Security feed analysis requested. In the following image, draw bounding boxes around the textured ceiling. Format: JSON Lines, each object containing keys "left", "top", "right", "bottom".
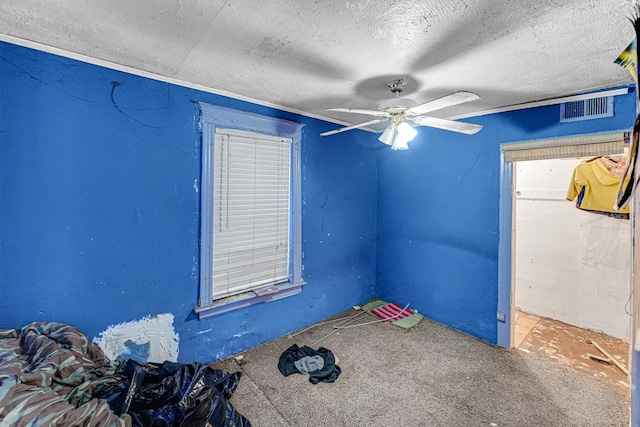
{"left": 0, "top": 0, "right": 637, "bottom": 128}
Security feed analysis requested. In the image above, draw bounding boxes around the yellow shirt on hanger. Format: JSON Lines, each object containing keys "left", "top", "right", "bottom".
{"left": 566, "top": 158, "right": 630, "bottom": 214}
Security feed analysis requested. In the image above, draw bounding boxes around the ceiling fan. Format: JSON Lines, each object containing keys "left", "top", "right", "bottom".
{"left": 320, "top": 79, "right": 483, "bottom": 150}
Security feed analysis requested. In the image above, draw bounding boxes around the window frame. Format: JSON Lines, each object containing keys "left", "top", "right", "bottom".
{"left": 195, "top": 103, "right": 305, "bottom": 319}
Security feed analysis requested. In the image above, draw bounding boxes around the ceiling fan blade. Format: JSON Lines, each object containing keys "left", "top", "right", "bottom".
{"left": 407, "top": 91, "right": 481, "bottom": 116}
{"left": 413, "top": 116, "right": 483, "bottom": 135}
{"left": 327, "top": 108, "right": 390, "bottom": 117}
{"left": 320, "top": 118, "right": 388, "bottom": 137}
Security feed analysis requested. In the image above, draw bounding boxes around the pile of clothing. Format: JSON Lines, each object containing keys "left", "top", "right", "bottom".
{"left": 277, "top": 344, "right": 341, "bottom": 384}
{"left": 0, "top": 322, "right": 250, "bottom": 426}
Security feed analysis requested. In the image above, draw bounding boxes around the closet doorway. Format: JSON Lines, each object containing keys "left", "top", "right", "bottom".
{"left": 514, "top": 156, "right": 631, "bottom": 343}
{"left": 497, "top": 132, "right": 633, "bottom": 407}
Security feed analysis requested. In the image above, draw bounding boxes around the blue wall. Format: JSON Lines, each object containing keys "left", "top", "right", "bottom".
{"left": 0, "top": 39, "right": 637, "bottom": 367}
{"left": 0, "top": 41, "right": 378, "bottom": 362}
{"left": 376, "top": 91, "right": 636, "bottom": 344}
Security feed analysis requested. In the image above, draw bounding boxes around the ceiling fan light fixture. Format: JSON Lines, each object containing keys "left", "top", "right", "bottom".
{"left": 392, "top": 122, "right": 417, "bottom": 150}
{"left": 378, "top": 121, "right": 417, "bottom": 150}
{"left": 378, "top": 122, "right": 398, "bottom": 146}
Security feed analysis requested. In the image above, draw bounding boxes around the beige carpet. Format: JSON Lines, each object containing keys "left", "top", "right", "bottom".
{"left": 212, "top": 308, "right": 629, "bottom": 427}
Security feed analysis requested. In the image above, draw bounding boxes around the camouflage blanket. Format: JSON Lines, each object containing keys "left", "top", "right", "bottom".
{"left": 0, "top": 322, "right": 131, "bottom": 426}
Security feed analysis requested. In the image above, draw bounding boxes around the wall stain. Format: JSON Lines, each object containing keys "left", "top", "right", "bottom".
{"left": 319, "top": 189, "right": 331, "bottom": 233}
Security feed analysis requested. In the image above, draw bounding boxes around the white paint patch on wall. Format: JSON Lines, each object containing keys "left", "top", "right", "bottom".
{"left": 515, "top": 157, "right": 631, "bottom": 341}
{"left": 93, "top": 313, "right": 180, "bottom": 363}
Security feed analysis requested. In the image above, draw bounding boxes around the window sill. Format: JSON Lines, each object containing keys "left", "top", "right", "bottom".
{"left": 194, "top": 281, "right": 305, "bottom": 320}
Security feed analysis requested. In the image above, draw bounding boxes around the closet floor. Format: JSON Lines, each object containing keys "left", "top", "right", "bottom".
{"left": 514, "top": 309, "right": 630, "bottom": 394}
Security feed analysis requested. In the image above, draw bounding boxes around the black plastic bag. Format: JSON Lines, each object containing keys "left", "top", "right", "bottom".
{"left": 92, "top": 359, "right": 251, "bottom": 427}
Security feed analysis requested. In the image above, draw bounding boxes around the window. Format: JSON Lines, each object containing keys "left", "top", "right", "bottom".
{"left": 212, "top": 130, "right": 291, "bottom": 299}
{"left": 195, "top": 104, "right": 304, "bottom": 319}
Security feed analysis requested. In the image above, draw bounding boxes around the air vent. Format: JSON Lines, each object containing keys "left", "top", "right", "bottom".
{"left": 560, "top": 96, "right": 614, "bottom": 122}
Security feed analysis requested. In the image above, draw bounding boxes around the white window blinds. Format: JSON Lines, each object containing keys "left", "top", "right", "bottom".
{"left": 212, "top": 129, "right": 291, "bottom": 300}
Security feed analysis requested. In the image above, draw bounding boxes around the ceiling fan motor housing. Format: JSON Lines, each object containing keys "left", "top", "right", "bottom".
{"left": 377, "top": 97, "right": 417, "bottom": 113}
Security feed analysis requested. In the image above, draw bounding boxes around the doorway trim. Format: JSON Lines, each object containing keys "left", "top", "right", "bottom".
{"left": 497, "top": 152, "right": 514, "bottom": 349}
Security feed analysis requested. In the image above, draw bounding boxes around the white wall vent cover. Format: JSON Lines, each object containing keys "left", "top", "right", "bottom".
{"left": 560, "top": 96, "right": 614, "bottom": 122}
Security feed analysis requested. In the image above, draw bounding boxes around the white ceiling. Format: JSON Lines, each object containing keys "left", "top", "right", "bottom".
{"left": 0, "top": 0, "right": 637, "bottom": 128}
